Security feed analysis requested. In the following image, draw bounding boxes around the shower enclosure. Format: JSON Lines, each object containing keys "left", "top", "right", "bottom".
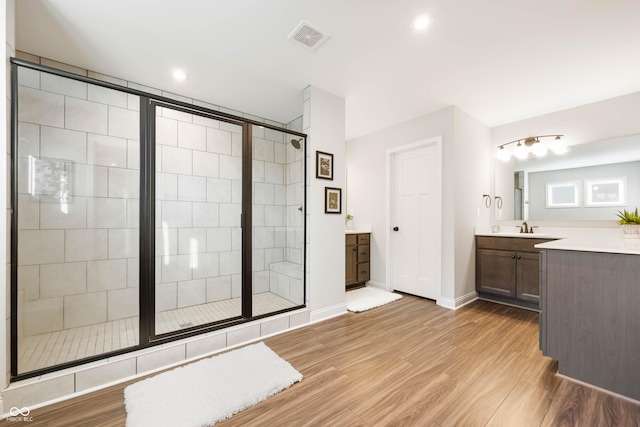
{"left": 11, "top": 59, "right": 306, "bottom": 378}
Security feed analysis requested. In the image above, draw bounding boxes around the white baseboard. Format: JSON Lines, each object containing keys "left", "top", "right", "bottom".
{"left": 310, "top": 303, "right": 347, "bottom": 323}
{"left": 437, "top": 291, "right": 478, "bottom": 310}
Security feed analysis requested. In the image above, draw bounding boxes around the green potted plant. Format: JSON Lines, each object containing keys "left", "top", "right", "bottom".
{"left": 345, "top": 214, "right": 354, "bottom": 230}
{"left": 615, "top": 207, "right": 640, "bottom": 238}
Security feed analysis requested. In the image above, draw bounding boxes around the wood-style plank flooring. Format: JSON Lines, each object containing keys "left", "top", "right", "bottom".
{"left": 3, "top": 295, "right": 639, "bottom": 426}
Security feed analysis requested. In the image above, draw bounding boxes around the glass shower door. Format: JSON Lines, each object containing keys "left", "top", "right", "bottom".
{"left": 154, "top": 104, "right": 244, "bottom": 334}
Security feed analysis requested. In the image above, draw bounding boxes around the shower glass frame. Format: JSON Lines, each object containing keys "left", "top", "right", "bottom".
{"left": 10, "top": 58, "right": 307, "bottom": 381}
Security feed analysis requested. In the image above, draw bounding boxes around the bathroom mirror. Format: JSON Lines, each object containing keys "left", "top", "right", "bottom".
{"left": 494, "top": 134, "right": 640, "bottom": 222}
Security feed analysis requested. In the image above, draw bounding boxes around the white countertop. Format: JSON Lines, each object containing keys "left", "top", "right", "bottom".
{"left": 534, "top": 235, "right": 640, "bottom": 255}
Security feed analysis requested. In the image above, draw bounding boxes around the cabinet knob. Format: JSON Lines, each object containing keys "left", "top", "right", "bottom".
{"left": 393, "top": 227, "right": 399, "bottom": 231}
{"left": 517, "top": 255, "right": 521, "bottom": 259}
{"left": 511, "top": 255, "right": 516, "bottom": 259}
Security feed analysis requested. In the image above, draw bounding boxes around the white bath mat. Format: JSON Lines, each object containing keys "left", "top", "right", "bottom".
{"left": 346, "top": 286, "right": 402, "bottom": 312}
{"left": 124, "top": 342, "right": 302, "bottom": 427}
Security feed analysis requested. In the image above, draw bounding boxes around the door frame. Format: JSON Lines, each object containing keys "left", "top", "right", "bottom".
{"left": 385, "top": 136, "right": 443, "bottom": 298}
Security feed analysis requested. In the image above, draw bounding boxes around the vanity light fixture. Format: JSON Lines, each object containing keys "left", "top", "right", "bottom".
{"left": 496, "top": 134, "right": 565, "bottom": 161}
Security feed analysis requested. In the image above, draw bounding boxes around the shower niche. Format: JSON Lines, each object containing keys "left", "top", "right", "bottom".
{"left": 11, "top": 59, "right": 307, "bottom": 378}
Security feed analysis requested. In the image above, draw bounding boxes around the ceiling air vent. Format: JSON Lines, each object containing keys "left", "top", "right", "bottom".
{"left": 288, "top": 21, "right": 330, "bottom": 51}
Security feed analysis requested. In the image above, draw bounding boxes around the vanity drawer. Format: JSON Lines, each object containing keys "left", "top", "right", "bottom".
{"left": 476, "top": 236, "right": 551, "bottom": 252}
{"left": 346, "top": 234, "right": 357, "bottom": 245}
{"left": 357, "top": 263, "right": 370, "bottom": 282}
{"left": 357, "top": 234, "right": 370, "bottom": 244}
{"left": 357, "top": 246, "right": 370, "bottom": 263}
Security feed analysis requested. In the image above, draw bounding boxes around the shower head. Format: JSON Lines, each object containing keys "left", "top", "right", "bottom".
{"left": 290, "top": 138, "right": 302, "bottom": 150}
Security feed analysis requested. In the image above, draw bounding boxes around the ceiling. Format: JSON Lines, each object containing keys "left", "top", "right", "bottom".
{"left": 15, "top": 0, "right": 640, "bottom": 140}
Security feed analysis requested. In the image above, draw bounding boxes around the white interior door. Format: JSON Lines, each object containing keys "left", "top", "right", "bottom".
{"left": 391, "top": 141, "right": 441, "bottom": 299}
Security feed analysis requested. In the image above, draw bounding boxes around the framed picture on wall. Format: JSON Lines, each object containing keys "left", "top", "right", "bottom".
{"left": 324, "top": 187, "right": 342, "bottom": 214}
{"left": 585, "top": 177, "right": 626, "bottom": 207}
{"left": 316, "top": 151, "right": 334, "bottom": 180}
{"left": 546, "top": 181, "right": 580, "bottom": 208}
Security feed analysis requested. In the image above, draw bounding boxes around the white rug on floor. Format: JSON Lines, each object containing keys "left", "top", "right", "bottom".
{"left": 346, "top": 286, "right": 402, "bottom": 312}
{"left": 124, "top": 342, "right": 302, "bottom": 427}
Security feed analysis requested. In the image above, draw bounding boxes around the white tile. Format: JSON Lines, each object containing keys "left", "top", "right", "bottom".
{"left": 65, "top": 97, "right": 108, "bottom": 134}
{"left": 64, "top": 291, "right": 107, "bottom": 329}
{"left": 156, "top": 227, "right": 177, "bottom": 256}
{"left": 206, "top": 178, "right": 231, "bottom": 203}
{"left": 177, "top": 279, "right": 206, "bottom": 308}
{"left": 219, "top": 154, "right": 242, "bottom": 180}
{"left": 23, "top": 297, "right": 63, "bottom": 335}
{"left": 178, "top": 122, "right": 206, "bottom": 151}
{"left": 65, "top": 229, "right": 108, "bottom": 262}
{"left": 264, "top": 206, "right": 285, "bottom": 227}
{"left": 254, "top": 138, "right": 274, "bottom": 162}
{"left": 192, "top": 202, "right": 218, "bottom": 227}
{"left": 289, "top": 310, "right": 310, "bottom": 328}
{"left": 40, "top": 262, "right": 86, "bottom": 298}
{"left": 186, "top": 334, "right": 226, "bottom": 359}
{"left": 193, "top": 115, "right": 220, "bottom": 128}
{"left": 219, "top": 251, "right": 241, "bottom": 276}
{"left": 88, "top": 84, "right": 128, "bottom": 108}
{"left": 220, "top": 122, "right": 242, "bottom": 134}
{"left": 108, "top": 168, "right": 139, "bottom": 199}
{"left": 18, "top": 66, "right": 40, "bottom": 89}
{"left": 70, "top": 164, "right": 109, "bottom": 197}
{"left": 206, "top": 128, "right": 232, "bottom": 154}
{"left": 40, "top": 126, "right": 87, "bottom": 163}
{"left": 161, "top": 146, "right": 192, "bottom": 175}
{"left": 162, "top": 91, "right": 192, "bottom": 104}
{"left": 254, "top": 227, "right": 275, "bottom": 249}
{"left": 18, "top": 86, "right": 64, "bottom": 127}
{"left": 193, "top": 151, "right": 219, "bottom": 178}
{"left": 290, "top": 278, "right": 304, "bottom": 305}
{"left": 87, "top": 134, "right": 127, "bottom": 167}
{"left": 18, "top": 230, "right": 65, "bottom": 265}
{"left": 161, "top": 254, "right": 192, "bottom": 282}
{"left": 277, "top": 273, "right": 291, "bottom": 299}
{"left": 178, "top": 228, "right": 207, "bottom": 254}
{"left": 136, "top": 345, "right": 185, "bottom": 374}
{"left": 18, "top": 265, "right": 39, "bottom": 301}
{"left": 232, "top": 180, "right": 242, "bottom": 204}
{"left": 264, "top": 128, "right": 284, "bottom": 143}
{"left": 231, "top": 133, "right": 243, "bottom": 157}
{"left": 2, "top": 374, "right": 74, "bottom": 409}
{"left": 88, "top": 71, "right": 128, "bottom": 86}
{"left": 252, "top": 204, "right": 264, "bottom": 227}
{"left": 253, "top": 160, "right": 264, "bottom": 183}
{"left": 18, "top": 194, "right": 39, "bottom": 229}
{"left": 254, "top": 183, "right": 275, "bottom": 205}
{"left": 87, "top": 197, "right": 127, "bottom": 228}
{"left": 261, "top": 316, "right": 289, "bottom": 337}
{"left": 178, "top": 175, "right": 206, "bottom": 202}
{"left": 192, "top": 252, "right": 219, "bottom": 280}
{"left": 127, "top": 258, "right": 139, "bottom": 287}
{"left": 155, "top": 281, "right": 177, "bottom": 311}
{"left": 156, "top": 116, "right": 178, "bottom": 146}
{"left": 162, "top": 201, "right": 192, "bottom": 228}
{"left": 41, "top": 58, "right": 87, "bottom": 76}
{"left": 157, "top": 173, "right": 178, "bottom": 201}
{"left": 128, "top": 94, "right": 140, "bottom": 111}
{"left": 127, "top": 200, "right": 139, "bottom": 228}
{"left": 108, "top": 229, "right": 139, "bottom": 259}
{"left": 232, "top": 228, "right": 242, "bottom": 251}
{"left": 87, "top": 259, "right": 127, "bottom": 291}
{"left": 219, "top": 203, "right": 241, "bottom": 227}
{"left": 206, "top": 276, "right": 232, "bottom": 302}
{"left": 265, "top": 163, "right": 284, "bottom": 184}
{"left": 253, "top": 249, "right": 265, "bottom": 272}
{"left": 109, "top": 106, "right": 139, "bottom": 139}
{"left": 274, "top": 184, "right": 286, "bottom": 206}
{"left": 128, "top": 81, "right": 162, "bottom": 96}
{"left": 274, "top": 142, "right": 286, "bottom": 164}
{"left": 161, "top": 107, "right": 193, "bottom": 122}
{"left": 227, "top": 324, "right": 260, "bottom": 347}
{"left": 231, "top": 274, "right": 242, "bottom": 298}
{"left": 75, "top": 358, "right": 136, "bottom": 392}
{"left": 41, "top": 73, "right": 87, "bottom": 98}
{"left": 206, "top": 228, "right": 231, "bottom": 252}
{"left": 128, "top": 140, "right": 140, "bottom": 170}
{"left": 108, "top": 287, "right": 139, "bottom": 320}
{"left": 17, "top": 122, "right": 40, "bottom": 158}
{"left": 254, "top": 271, "right": 270, "bottom": 293}
{"left": 265, "top": 247, "right": 284, "bottom": 265}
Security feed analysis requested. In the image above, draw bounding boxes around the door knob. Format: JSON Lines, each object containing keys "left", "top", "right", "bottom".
{"left": 393, "top": 227, "right": 399, "bottom": 231}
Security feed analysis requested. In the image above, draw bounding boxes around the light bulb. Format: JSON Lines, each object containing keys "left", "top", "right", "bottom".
{"left": 497, "top": 146, "right": 511, "bottom": 162}
{"left": 532, "top": 139, "right": 548, "bottom": 157}
{"left": 550, "top": 136, "right": 567, "bottom": 154}
{"left": 514, "top": 142, "right": 528, "bottom": 160}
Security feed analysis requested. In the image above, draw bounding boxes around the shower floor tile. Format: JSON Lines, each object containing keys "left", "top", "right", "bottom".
{"left": 18, "top": 292, "right": 297, "bottom": 374}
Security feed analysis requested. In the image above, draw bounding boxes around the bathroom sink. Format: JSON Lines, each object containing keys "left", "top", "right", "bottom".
{"left": 491, "top": 232, "right": 553, "bottom": 238}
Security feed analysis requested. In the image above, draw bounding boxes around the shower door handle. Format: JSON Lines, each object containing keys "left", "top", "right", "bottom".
{"left": 393, "top": 227, "right": 399, "bottom": 231}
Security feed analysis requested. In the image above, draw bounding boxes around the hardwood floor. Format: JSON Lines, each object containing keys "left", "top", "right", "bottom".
{"left": 3, "top": 295, "right": 639, "bottom": 426}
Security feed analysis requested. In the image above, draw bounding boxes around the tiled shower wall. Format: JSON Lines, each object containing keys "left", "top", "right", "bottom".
{"left": 16, "top": 68, "right": 141, "bottom": 337}
{"left": 13, "top": 53, "right": 306, "bottom": 341}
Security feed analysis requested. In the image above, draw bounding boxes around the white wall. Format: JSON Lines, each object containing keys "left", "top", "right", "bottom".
{"left": 304, "top": 86, "right": 346, "bottom": 320}
{"left": 345, "top": 106, "right": 490, "bottom": 306}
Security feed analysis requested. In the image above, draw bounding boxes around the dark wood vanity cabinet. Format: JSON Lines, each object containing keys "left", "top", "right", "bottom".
{"left": 346, "top": 233, "right": 370, "bottom": 288}
{"left": 476, "top": 236, "right": 554, "bottom": 309}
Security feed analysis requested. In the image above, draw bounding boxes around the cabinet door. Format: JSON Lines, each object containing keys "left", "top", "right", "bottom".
{"left": 345, "top": 244, "right": 358, "bottom": 285}
{"left": 476, "top": 249, "right": 516, "bottom": 297}
{"left": 516, "top": 252, "right": 541, "bottom": 303}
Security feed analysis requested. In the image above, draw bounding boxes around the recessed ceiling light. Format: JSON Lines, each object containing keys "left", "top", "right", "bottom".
{"left": 411, "top": 13, "right": 430, "bottom": 30}
{"left": 172, "top": 69, "right": 188, "bottom": 81}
